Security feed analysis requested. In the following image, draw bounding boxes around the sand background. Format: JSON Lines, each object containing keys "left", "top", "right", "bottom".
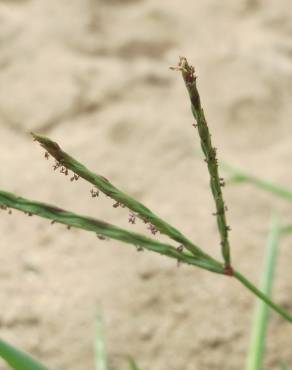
{"left": 0, "top": 0, "right": 292, "bottom": 369}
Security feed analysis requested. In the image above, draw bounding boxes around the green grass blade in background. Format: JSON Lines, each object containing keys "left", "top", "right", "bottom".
{"left": 94, "top": 312, "right": 108, "bottom": 370}
{"left": 128, "top": 357, "right": 140, "bottom": 370}
{"left": 279, "top": 224, "right": 292, "bottom": 234}
{"left": 0, "top": 338, "right": 49, "bottom": 370}
{"left": 222, "top": 163, "right": 292, "bottom": 201}
{"left": 245, "top": 214, "right": 280, "bottom": 370}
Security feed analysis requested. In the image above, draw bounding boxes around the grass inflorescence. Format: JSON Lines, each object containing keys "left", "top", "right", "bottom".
{"left": 0, "top": 58, "right": 291, "bottom": 323}
{"left": 0, "top": 57, "right": 292, "bottom": 370}
{"left": 171, "top": 56, "right": 231, "bottom": 271}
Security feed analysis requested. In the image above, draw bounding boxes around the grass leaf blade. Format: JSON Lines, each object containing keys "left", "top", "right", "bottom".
{"left": 245, "top": 214, "right": 281, "bottom": 370}
{"left": 0, "top": 338, "right": 49, "bottom": 370}
{"left": 94, "top": 312, "right": 108, "bottom": 370}
{"left": 222, "top": 163, "right": 292, "bottom": 201}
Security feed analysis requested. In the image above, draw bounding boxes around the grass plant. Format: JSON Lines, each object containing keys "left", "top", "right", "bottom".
{"left": 0, "top": 57, "right": 291, "bottom": 369}
{"left": 0, "top": 338, "right": 49, "bottom": 370}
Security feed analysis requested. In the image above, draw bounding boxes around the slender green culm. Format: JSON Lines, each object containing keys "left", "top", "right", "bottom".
{"left": 0, "top": 338, "right": 49, "bottom": 370}
{"left": 0, "top": 189, "right": 224, "bottom": 274}
{"left": 234, "top": 269, "right": 292, "bottom": 323}
{"left": 246, "top": 214, "right": 280, "bottom": 370}
{"left": 31, "top": 132, "right": 215, "bottom": 263}
{"left": 222, "top": 162, "right": 292, "bottom": 202}
{"left": 95, "top": 311, "right": 108, "bottom": 370}
{"left": 171, "top": 57, "right": 232, "bottom": 271}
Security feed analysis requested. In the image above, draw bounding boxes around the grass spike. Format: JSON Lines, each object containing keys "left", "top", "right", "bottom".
{"left": 0, "top": 189, "right": 224, "bottom": 274}
{"left": 171, "top": 57, "right": 232, "bottom": 271}
{"left": 31, "top": 132, "right": 216, "bottom": 263}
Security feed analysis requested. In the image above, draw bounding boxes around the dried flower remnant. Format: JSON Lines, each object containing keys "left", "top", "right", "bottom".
{"left": 53, "top": 161, "right": 60, "bottom": 171}
{"left": 0, "top": 205, "right": 12, "bottom": 214}
{"left": 90, "top": 188, "right": 99, "bottom": 198}
{"left": 219, "top": 178, "right": 225, "bottom": 187}
{"left": 176, "top": 245, "right": 184, "bottom": 267}
{"left": 96, "top": 234, "right": 109, "bottom": 241}
{"left": 148, "top": 223, "right": 158, "bottom": 235}
{"left": 128, "top": 212, "right": 136, "bottom": 224}
{"left": 60, "top": 167, "right": 69, "bottom": 176}
{"left": 70, "top": 174, "right": 79, "bottom": 182}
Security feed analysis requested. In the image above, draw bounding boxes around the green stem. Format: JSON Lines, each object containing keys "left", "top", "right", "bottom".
{"left": 0, "top": 338, "right": 49, "bottom": 370}
{"left": 173, "top": 57, "right": 231, "bottom": 268}
{"left": 31, "top": 132, "right": 217, "bottom": 264}
{"left": 0, "top": 189, "right": 223, "bottom": 274}
{"left": 234, "top": 270, "right": 292, "bottom": 323}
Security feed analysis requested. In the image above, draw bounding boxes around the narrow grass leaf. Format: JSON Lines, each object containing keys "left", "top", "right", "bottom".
{"left": 245, "top": 214, "right": 281, "bottom": 370}
{"left": 0, "top": 338, "right": 49, "bottom": 370}
{"left": 94, "top": 312, "right": 108, "bottom": 370}
{"left": 222, "top": 163, "right": 292, "bottom": 202}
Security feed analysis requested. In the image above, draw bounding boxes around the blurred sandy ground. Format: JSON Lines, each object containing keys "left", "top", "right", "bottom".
{"left": 0, "top": 0, "right": 292, "bottom": 369}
